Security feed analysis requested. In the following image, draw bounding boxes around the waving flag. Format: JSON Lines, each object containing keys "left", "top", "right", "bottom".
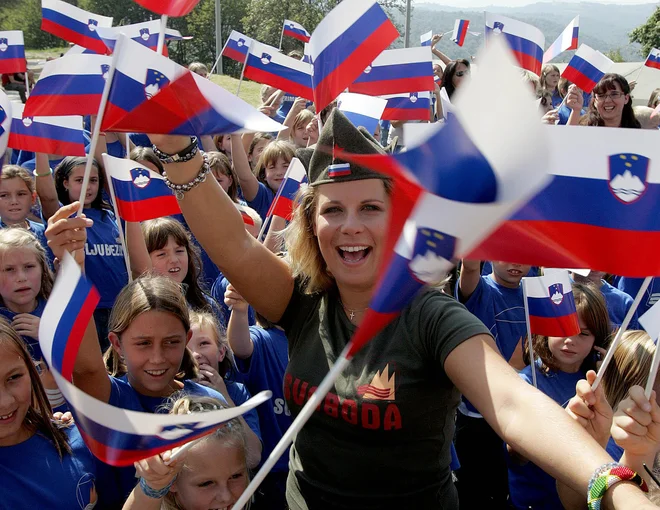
{"left": 337, "top": 38, "right": 549, "bottom": 355}
{"left": 103, "top": 154, "right": 180, "bottom": 222}
{"left": 485, "top": 13, "right": 544, "bottom": 75}
{"left": 303, "top": 43, "right": 312, "bottom": 64}
{"left": 0, "top": 92, "right": 12, "bottom": 160}
{"left": 41, "top": 0, "right": 112, "bottom": 54}
{"left": 8, "top": 104, "right": 85, "bottom": 156}
{"left": 244, "top": 40, "right": 313, "bottom": 101}
{"left": 95, "top": 21, "right": 184, "bottom": 55}
{"left": 561, "top": 44, "right": 613, "bottom": 94}
{"left": 24, "top": 54, "right": 112, "bottom": 117}
{"left": 101, "top": 35, "right": 283, "bottom": 136}
{"left": 381, "top": 91, "right": 431, "bottom": 121}
{"left": 221, "top": 30, "right": 254, "bottom": 64}
{"left": 283, "top": 20, "right": 311, "bottom": 43}
{"left": 0, "top": 31, "right": 26, "bottom": 74}
{"left": 451, "top": 20, "right": 470, "bottom": 47}
{"left": 132, "top": 0, "right": 200, "bottom": 17}
{"left": 523, "top": 271, "right": 580, "bottom": 337}
{"left": 420, "top": 30, "right": 432, "bottom": 47}
{"left": 309, "top": 0, "right": 398, "bottom": 111}
{"left": 337, "top": 92, "right": 387, "bottom": 134}
{"left": 265, "top": 158, "right": 308, "bottom": 222}
{"left": 645, "top": 48, "right": 660, "bottom": 70}
{"left": 348, "top": 47, "right": 434, "bottom": 96}
{"left": 38, "top": 253, "right": 270, "bottom": 466}
{"left": 543, "top": 15, "right": 579, "bottom": 64}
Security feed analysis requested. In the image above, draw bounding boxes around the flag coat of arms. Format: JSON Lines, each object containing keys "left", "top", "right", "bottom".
{"left": 380, "top": 92, "right": 431, "bottom": 121}
{"left": 41, "top": 0, "right": 113, "bottom": 54}
{"left": 561, "top": 44, "right": 613, "bottom": 94}
{"left": 221, "top": 30, "right": 254, "bottom": 64}
{"left": 95, "top": 21, "right": 184, "bottom": 55}
{"left": 543, "top": 16, "right": 579, "bottom": 63}
{"left": 283, "top": 20, "right": 311, "bottom": 43}
{"left": 485, "top": 13, "right": 544, "bottom": 75}
{"left": 0, "top": 31, "right": 26, "bottom": 74}
{"left": 523, "top": 271, "right": 580, "bottom": 337}
{"left": 9, "top": 104, "right": 85, "bottom": 156}
{"left": 645, "top": 48, "right": 660, "bottom": 71}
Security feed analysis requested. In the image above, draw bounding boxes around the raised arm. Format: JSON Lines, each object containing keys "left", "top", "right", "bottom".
{"left": 224, "top": 284, "right": 254, "bottom": 359}
{"left": 431, "top": 34, "right": 452, "bottom": 66}
{"left": 125, "top": 221, "right": 152, "bottom": 278}
{"left": 277, "top": 97, "right": 306, "bottom": 141}
{"left": 231, "top": 134, "right": 260, "bottom": 201}
{"left": 566, "top": 85, "right": 584, "bottom": 126}
{"left": 34, "top": 153, "right": 60, "bottom": 221}
{"left": 149, "top": 135, "right": 294, "bottom": 323}
{"left": 457, "top": 259, "right": 481, "bottom": 302}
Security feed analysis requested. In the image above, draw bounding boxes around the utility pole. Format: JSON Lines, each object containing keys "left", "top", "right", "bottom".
{"left": 215, "top": 0, "right": 223, "bottom": 74}
{"left": 404, "top": 0, "right": 412, "bottom": 48}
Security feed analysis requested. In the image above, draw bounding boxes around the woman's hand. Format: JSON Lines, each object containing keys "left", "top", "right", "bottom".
{"left": 134, "top": 451, "right": 181, "bottom": 491}
{"left": 45, "top": 202, "right": 92, "bottom": 267}
{"left": 224, "top": 284, "right": 249, "bottom": 315}
{"left": 611, "top": 385, "right": 660, "bottom": 457}
{"left": 12, "top": 314, "right": 40, "bottom": 339}
{"left": 540, "top": 108, "right": 559, "bottom": 125}
{"left": 431, "top": 33, "right": 443, "bottom": 47}
{"left": 565, "top": 85, "right": 583, "bottom": 112}
{"left": 566, "top": 370, "right": 613, "bottom": 448}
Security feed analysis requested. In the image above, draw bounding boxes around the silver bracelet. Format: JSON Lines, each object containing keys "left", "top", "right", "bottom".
{"left": 163, "top": 156, "right": 210, "bottom": 200}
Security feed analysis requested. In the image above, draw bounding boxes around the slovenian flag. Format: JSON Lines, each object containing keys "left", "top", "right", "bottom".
{"left": 265, "top": 158, "right": 308, "bottom": 222}
{"left": 0, "top": 31, "right": 26, "bottom": 74}
{"left": 451, "top": 20, "right": 470, "bottom": 47}
{"left": 337, "top": 92, "right": 387, "bottom": 134}
{"left": 8, "top": 104, "right": 85, "bottom": 156}
{"left": 336, "top": 38, "right": 550, "bottom": 355}
{"left": 0, "top": 91, "right": 13, "bottom": 160}
{"left": 38, "top": 253, "right": 270, "bottom": 466}
{"left": 221, "top": 30, "right": 254, "bottom": 64}
{"left": 420, "top": 30, "right": 432, "bottom": 47}
{"left": 24, "top": 53, "right": 112, "bottom": 117}
{"left": 523, "top": 271, "right": 580, "bottom": 337}
{"left": 309, "top": 0, "right": 398, "bottom": 111}
{"left": 132, "top": 0, "right": 200, "bottom": 17}
{"left": 41, "top": 0, "right": 113, "bottom": 55}
{"left": 561, "top": 44, "right": 613, "bottom": 94}
{"left": 543, "top": 15, "right": 579, "bottom": 64}
{"left": 95, "top": 20, "right": 185, "bottom": 55}
{"left": 283, "top": 19, "right": 311, "bottom": 43}
{"left": 348, "top": 47, "right": 435, "bottom": 96}
{"left": 244, "top": 40, "right": 314, "bottom": 101}
{"left": 101, "top": 35, "right": 283, "bottom": 136}
{"left": 381, "top": 91, "right": 431, "bottom": 121}
{"left": 645, "top": 48, "right": 660, "bottom": 70}
{"left": 485, "top": 13, "right": 544, "bottom": 76}
{"left": 103, "top": 154, "right": 180, "bottom": 222}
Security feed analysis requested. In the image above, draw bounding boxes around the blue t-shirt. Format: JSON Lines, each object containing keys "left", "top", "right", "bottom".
{"left": 211, "top": 274, "right": 256, "bottom": 328}
{"left": 0, "top": 297, "right": 47, "bottom": 360}
{"left": 606, "top": 436, "right": 624, "bottom": 461}
{"left": 600, "top": 280, "right": 639, "bottom": 330}
{"left": 226, "top": 379, "right": 262, "bottom": 442}
{"left": 507, "top": 362, "right": 585, "bottom": 510}
{"left": 129, "top": 133, "right": 151, "bottom": 148}
{"left": 276, "top": 93, "right": 296, "bottom": 118}
{"left": 480, "top": 262, "right": 539, "bottom": 278}
{"left": 248, "top": 182, "right": 276, "bottom": 222}
{"left": 0, "top": 426, "right": 101, "bottom": 510}
{"left": 83, "top": 208, "right": 128, "bottom": 308}
{"left": 234, "top": 326, "right": 291, "bottom": 473}
{"left": 617, "top": 277, "right": 660, "bottom": 317}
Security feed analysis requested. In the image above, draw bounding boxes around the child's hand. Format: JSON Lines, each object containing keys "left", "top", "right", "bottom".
{"left": 224, "top": 283, "right": 249, "bottom": 314}
{"left": 53, "top": 411, "right": 74, "bottom": 423}
{"left": 611, "top": 386, "right": 660, "bottom": 457}
{"left": 566, "top": 85, "right": 583, "bottom": 112}
{"left": 45, "top": 202, "right": 92, "bottom": 267}
{"left": 258, "top": 105, "right": 276, "bottom": 118}
{"left": 134, "top": 451, "right": 181, "bottom": 491}
{"left": 291, "top": 97, "right": 307, "bottom": 115}
{"left": 541, "top": 108, "right": 559, "bottom": 125}
{"left": 197, "top": 362, "right": 227, "bottom": 393}
{"left": 12, "top": 314, "right": 40, "bottom": 340}
{"left": 566, "top": 370, "right": 613, "bottom": 448}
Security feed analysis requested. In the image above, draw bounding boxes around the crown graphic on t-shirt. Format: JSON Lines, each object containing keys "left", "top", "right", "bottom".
{"left": 357, "top": 364, "right": 396, "bottom": 401}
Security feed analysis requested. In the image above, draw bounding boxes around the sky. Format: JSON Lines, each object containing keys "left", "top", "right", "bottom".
{"left": 419, "top": 0, "right": 658, "bottom": 6}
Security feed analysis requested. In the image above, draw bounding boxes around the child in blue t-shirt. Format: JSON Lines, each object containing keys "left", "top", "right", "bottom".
{"left": 224, "top": 282, "right": 291, "bottom": 509}
{"left": 506, "top": 282, "right": 611, "bottom": 509}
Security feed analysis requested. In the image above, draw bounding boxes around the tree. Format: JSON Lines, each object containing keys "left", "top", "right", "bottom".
{"left": 0, "top": 0, "right": 62, "bottom": 49}
{"left": 629, "top": 6, "right": 660, "bottom": 58}
{"left": 604, "top": 48, "right": 625, "bottom": 63}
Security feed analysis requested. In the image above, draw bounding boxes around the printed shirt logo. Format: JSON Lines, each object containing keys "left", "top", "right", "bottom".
{"left": 22, "top": 117, "right": 33, "bottom": 127}
{"left": 409, "top": 227, "right": 456, "bottom": 284}
{"left": 139, "top": 28, "right": 150, "bottom": 41}
{"left": 88, "top": 19, "right": 98, "bottom": 32}
{"left": 260, "top": 52, "right": 272, "bottom": 65}
{"left": 357, "top": 364, "right": 396, "bottom": 401}
{"left": 549, "top": 283, "right": 564, "bottom": 305}
{"left": 409, "top": 92, "right": 418, "bottom": 103}
{"left": 144, "top": 69, "right": 169, "bottom": 99}
{"left": 76, "top": 472, "right": 97, "bottom": 509}
{"left": 0, "top": 38, "right": 7, "bottom": 52}
{"left": 130, "top": 167, "right": 151, "bottom": 188}
{"left": 608, "top": 153, "right": 649, "bottom": 204}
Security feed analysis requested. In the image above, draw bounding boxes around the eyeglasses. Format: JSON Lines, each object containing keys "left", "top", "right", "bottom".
{"left": 595, "top": 91, "right": 624, "bottom": 101}
{"left": 455, "top": 70, "right": 469, "bottom": 77}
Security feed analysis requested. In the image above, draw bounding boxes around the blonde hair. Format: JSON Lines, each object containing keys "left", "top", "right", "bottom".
{"left": 602, "top": 330, "right": 655, "bottom": 411}
{"left": 188, "top": 62, "right": 208, "bottom": 76}
{"left": 253, "top": 141, "right": 295, "bottom": 187}
{"left": 189, "top": 310, "right": 235, "bottom": 378}
{"left": 290, "top": 109, "right": 315, "bottom": 144}
{"left": 1, "top": 165, "right": 35, "bottom": 194}
{"left": 539, "top": 64, "right": 560, "bottom": 91}
{"left": 0, "top": 227, "right": 53, "bottom": 306}
{"left": 105, "top": 274, "right": 198, "bottom": 380}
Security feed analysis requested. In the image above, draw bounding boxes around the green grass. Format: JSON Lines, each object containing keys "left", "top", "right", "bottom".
{"left": 210, "top": 74, "right": 262, "bottom": 108}
{"left": 26, "top": 47, "right": 70, "bottom": 60}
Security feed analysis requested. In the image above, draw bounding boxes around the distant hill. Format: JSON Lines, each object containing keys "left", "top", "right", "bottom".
{"left": 391, "top": 2, "right": 656, "bottom": 62}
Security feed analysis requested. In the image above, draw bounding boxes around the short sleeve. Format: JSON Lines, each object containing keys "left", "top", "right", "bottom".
{"left": 247, "top": 182, "right": 275, "bottom": 221}
{"left": 277, "top": 278, "right": 321, "bottom": 350}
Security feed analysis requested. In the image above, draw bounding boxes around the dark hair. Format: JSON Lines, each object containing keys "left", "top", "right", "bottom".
{"left": 206, "top": 151, "right": 239, "bottom": 202}
{"left": 582, "top": 74, "right": 640, "bottom": 128}
{"left": 524, "top": 282, "right": 611, "bottom": 374}
{"left": 54, "top": 156, "right": 110, "bottom": 211}
{"left": 648, "top": 88, "right": 660, "bottom": 109}
{"left": 248, "top": 133, "right": 273, "bottom": 163}
{"left": 130, "top": 146, "right": 165, "bottom": 175}
{"left": 441, "top": 59, "right": 470, "bottom": 99}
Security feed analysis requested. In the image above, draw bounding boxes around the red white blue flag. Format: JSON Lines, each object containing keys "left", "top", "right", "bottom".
{"left": 645, "top": 48, "right": 660, "bottom": 71}
{"left": 0, "top": 91, "right": 12, "bottom": 160}
{"left": 9, "top": 104, "right": 85, "bottom": 156}
{"left": 0, "top": 31, "right": 26, "bottom": 74}
{"left": 309, "top": 0, "right": 398, "bottom": 111}
{"left": 485, "top": 13, "right": 544, "bottom": 75}
{"left": 348, "top": 47, "right": 435, "bottom": 96}
{"left": 244, "top": 40, "right": 314, "bottom": 101}
{"left": 132, "top": 0, "right": 200, "bottom": 17}
{"left": 95, "top": 20, "right": 185, "bottom": 55}
{"left": 24, "top": 53, "right": 112, "bottom": 117}
{"left": 41, "top": 0, "right": 113, "bottom": 55}
{"left": 265, "top": 158, "right": 308, "bottom": 222}
{"left": 337, "top": 92, "right": 387, "bottom": 134}
{"left": 561, "top": 44, "right": 613, "bottom": 94}
{"left": 283, "top": 19, "right": 311, "bottom": 43}
{"left": 380, "top": 92, "right": 431, "bottom": 121}
{"left": 221, "top": 30, "right": 254, "bottom": 64}
{"left": 38, "top": 253, "right": 271, "bottom": 466}
{"left": 543, "top": 15, "right": 579, "bottom": 64}
{"left": 451, "top": 19, "right": 470, "bottom": 47}
{"left": 523, "top": 271, "right": 580, "bottom": 337}
{"left": 101, "top": 35, "right": 283, "bottom": 136}
{"left": 103, "top": 154, "right": 180, "bottom": 222}
{"left": 420, "top": 30, "right": 432, "bottom": 47}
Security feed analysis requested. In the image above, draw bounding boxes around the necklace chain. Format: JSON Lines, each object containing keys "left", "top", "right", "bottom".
{"left": 340, "top": 300, "right": 368, "bottom": 321}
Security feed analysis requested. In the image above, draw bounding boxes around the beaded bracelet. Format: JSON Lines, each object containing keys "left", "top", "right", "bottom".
{"left": 139, "top": 477, "right": 174, "bottom": 499}
{"left": 587, "top": 462, "right": 648, "bottom": 510}
{"left": 152, "top": 136, "right": 199, "bottom": 164}
{"left": 163, "top": 156, "right": 210, "bottom": 200}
